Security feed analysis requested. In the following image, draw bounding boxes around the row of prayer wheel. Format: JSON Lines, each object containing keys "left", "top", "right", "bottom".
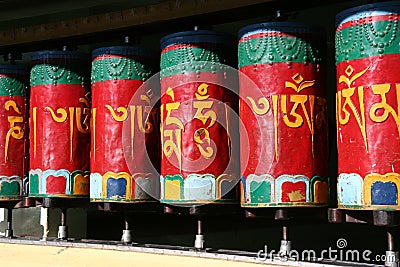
{"left": 0, "top": 1, "right": 398, "bottom": 210}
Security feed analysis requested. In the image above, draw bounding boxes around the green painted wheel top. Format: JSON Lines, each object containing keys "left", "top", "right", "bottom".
{"left": 91, "top": 46, "right": 157, "bottom": 83}
{"left": 238, "top": 22, "right": 324, "bottom": 68}
{"left": 160, "top": 30, "right": 235, "bottom": 78}
{"left": 335, "top": 1, "right": 400, "bottom": 64}
{"left": 0, "top": 65, "right": 29, "bottom": 97}
{"left": 30, "top": 51, "right": 90, "bottom": 87}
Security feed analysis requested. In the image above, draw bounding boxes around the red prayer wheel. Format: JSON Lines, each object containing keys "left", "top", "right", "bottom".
{"left": 29, "top": 50, "right": 90, "bottom": 198}
{"left": 238, "top": 22, "right": 329, "bottom": 207}
{"left": 336, "top": 1, "right": 400, "bottom": 210}
{"left": 0, "top": 64, "right": 29, "bottom": 201}
{"left": 160, "top": 30, "right": 238, "bottom": 204}
{"left": 90, "top": 45, "right": 159, "bottom": 202}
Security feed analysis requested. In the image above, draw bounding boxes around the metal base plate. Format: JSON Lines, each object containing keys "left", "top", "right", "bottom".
{"left": 163, "top": 204, "right": 241, "bottom": 216}
{"left": 328, "top": 208, "right": 400, "bottom": 226}
{"left": 245, "top": 207, "right": 327, "bottom": 221}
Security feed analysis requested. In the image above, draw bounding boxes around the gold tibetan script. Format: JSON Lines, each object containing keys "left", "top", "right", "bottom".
{"left": 4, "top": 100, "right": 24, "bottom": 162}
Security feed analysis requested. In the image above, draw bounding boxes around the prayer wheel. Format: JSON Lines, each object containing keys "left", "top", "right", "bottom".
{"left": 0, "top": 64, "right": 29, "bottom": 201}
{"left": 238, "top": 22, "right": 329, "bottom": 207}
{"left": 90, "top": 45, "right": 158, "bottom": 202}
{"left": 160, "top": 30, "right": 238, "bottom": 205}
{"left": 336, "top": 1, "right": 400, "bottom": 210}
{"left": 29, "top": 50, "right": 90, "bottom": 198}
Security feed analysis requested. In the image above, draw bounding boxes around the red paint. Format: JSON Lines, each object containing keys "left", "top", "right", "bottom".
{"left": 337, "top": 14, "right": 399, "bottom": 32}
{"left": 337, "top": 54, "right": 400, "bottom": 178}
{"left": 0, "top": 96, "right": 28, "bottom": 178}
{"left": 46, "top": 175, "right": 66, "bottom": 194}
{"left": 91, "top": 79, "right": 159, "bottom": 175}
{"left": 281, "top": 181, "right": 306, "bottom": 202}
{"left": 240, "top": 63, "right": 325, "bottom": 97}
{"left": 239, "top": 32, "right": 317, "bottom": 43}
{"left": 160, "top": 73, "right": 237, "bottom": 179}
{"left": 240, "top": 62, "right": 328, "bottom": 178}
{"left": 29, "top": 84, "right": 90, "bottom": 172}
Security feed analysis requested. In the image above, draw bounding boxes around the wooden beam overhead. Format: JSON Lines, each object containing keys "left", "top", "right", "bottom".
{"left": 0, "top": 0, "right": 274, "bottom": 48}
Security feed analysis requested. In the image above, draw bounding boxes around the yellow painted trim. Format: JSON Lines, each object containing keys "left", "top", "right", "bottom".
{"left": 240, "top": 181, "right": 245, "bottom": 204}
{"left": 69, "top": 107, "right": 74, "bottom": 162}
{"left": 216, "top": 174, "right": 232, "bottom": 200}
{"left": 73, "top": 173, "right": 89, "bottom": 195}
{"left": 338, "top": 204, "right": 400, "bottom": 210}
{"left": 313, "top": 180, "right": 329, "bottom": 204}
{"left": 364, "top": 173, "right": 400, "bottom": 205}
{"left": 0, "top": 243, "right": 278, "bottom": 267}
{"left": 164, "top": 179, "right": 182, "bottom": 200}
{"left": 92, "top": 108, "right": 96, "bottom": 162}
{"left": 33, "top": 107, "right": 37, "bottom": 157}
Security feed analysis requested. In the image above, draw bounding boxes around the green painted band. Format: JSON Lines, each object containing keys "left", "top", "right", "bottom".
{"left": 30, "top": 63, "right": 89, "bottom": 86}
{"left": 160, "top": 61, "right": 230, "bottom": 78}
{"left": 238, "top": 36, "right": 322, "bottom": 68}
{"left": 91, "top": 57, "right": 155, "bottom": 83}
{"left": 335, "top": 20, "right": 400, "bottom": 64}
{"left": 161, "top": 47, "right": 228, "bottom": 75}
{"left": 0, "top": 76, "right": 28, "bottom": 96}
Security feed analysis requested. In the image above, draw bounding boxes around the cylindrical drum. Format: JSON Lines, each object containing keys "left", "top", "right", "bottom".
{"left": 90, "top": 46, "right": 158, "bottom": 202}
{"left": 0, "top": 65, "right": 29, "bottom": 201}
{"left": 238, "top": 22, "right": 329, "bottom": 207}
{"left": 29, "top": 51, "right": 90, "bottom": 198}
{"left": 336, "top": 1, "right": 400, "bottom": 210}
{"left": 160, "top": 30, "right": 238, "bottom": 205}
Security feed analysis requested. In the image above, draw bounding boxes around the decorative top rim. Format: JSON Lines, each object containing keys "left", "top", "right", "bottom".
{"left": 31, "top": 50, "right": 89, "bottom": 61}
{"left": 238, "top": 22, "right": 324, "bottom": 39}
{"left": 336, "top": 0, "right": 400, "bottom": 26}
{"left": 0, "top": 64, "right": 30, "bottom": 75}
{"left": 92, "top": 45, "right": 157, "bottom": 59}
{"left": 160, "top": 30, "right": 234, "bottom": 50}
